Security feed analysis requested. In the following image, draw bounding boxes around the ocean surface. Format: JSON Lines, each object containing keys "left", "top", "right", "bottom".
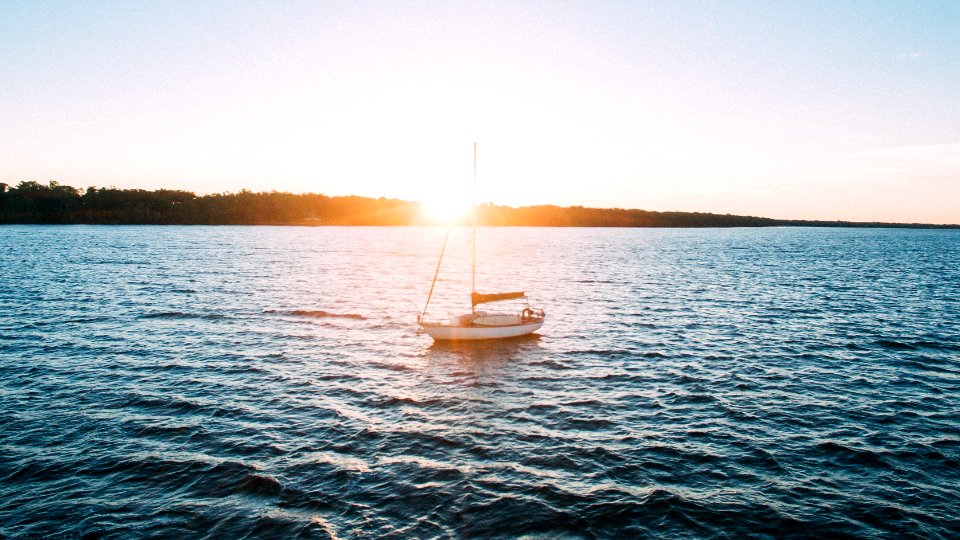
{"left": 1, "top": 225, "right": 958, "bottom": 538}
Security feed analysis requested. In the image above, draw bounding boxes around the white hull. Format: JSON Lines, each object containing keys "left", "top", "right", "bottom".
{"left": 420, "top": 319, "right": 544, "bottom": 341}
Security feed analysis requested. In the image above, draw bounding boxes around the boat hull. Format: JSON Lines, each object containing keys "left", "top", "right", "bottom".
{"left": 420, "top": 319, "right": 544, "bottom": 341}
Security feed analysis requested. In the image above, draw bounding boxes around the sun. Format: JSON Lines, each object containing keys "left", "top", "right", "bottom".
{"left": 419, "top": 191, "right": 473, "bottom": 225}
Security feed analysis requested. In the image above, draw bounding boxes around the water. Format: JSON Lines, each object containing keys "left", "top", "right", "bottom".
{"left": 1, "top": 225, "right": 958, "bottom": 538}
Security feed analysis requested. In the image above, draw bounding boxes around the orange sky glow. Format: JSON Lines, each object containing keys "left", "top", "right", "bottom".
{"left": 1, "top": 1, "right": 958, "bottom": 224}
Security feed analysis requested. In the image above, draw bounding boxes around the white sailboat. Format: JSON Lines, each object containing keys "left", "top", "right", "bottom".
{"left": 417, "top": 144, "right": 546, "bottom": 341}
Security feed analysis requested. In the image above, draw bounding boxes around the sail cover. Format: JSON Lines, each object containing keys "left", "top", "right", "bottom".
{"left": 472, "top": 291, "right": 525, "bottom": 306}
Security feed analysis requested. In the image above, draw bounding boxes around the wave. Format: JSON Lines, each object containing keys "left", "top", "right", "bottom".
{"left": 562, "top": 398, "right": 604, "bottom": 407}
{"left": 370, "top": 323, "right": 407, "bottom": 331}
{"left": 569, "top": 348, "right": 637, "bottom": 359}
{"left": 140, "top": 311, "right": 227, "bottom": 320}
{"left": 61, "top": 316, "right": 114, "bottom": 324}
{"left": 874, "top": 338, "right": 960, "bottom": 352}
{"left": 134, "top": 423, "right": 197, "bottom": 438}
{"left": 106, "top": 456, "right": 283, "bottom": 499}
{"left": 561, "top": 416, "right": 616, "bottom": 430}
{"left": 738, "top": 447, "right": 785, "bottom": 472}
{"left": 373, "top": 395, "right": 447, "bottom": 408}
{"left": 121, "top": 393, "right": 245, "bottom": 419}
{"left": 814, "top": 441, "right": 890, "bottom": 469}
{"left": 664, "top": 391, "right": 718, "bottom": 405}
{"left": 267, "top": 309, "right": 366, "bottom": 320}
{"left": 236, "top": 472, "right": 283, "bottom": 497}
{"left": 875, "top": 339, "right": 916, "bottom": 350}
{"left": 367, "top": 360, "right": 417, "bottom": 373}
{"left": 527, "top": 359, "right": 572, "bottom": 369}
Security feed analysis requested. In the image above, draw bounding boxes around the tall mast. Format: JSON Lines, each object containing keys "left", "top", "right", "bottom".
{"left": 471, "top": 142, "right": 477, "bottom": 313}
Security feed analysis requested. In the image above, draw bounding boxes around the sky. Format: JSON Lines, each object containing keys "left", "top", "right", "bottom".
{"left": 1, "top": 0, "right": 958, "bottom": 224}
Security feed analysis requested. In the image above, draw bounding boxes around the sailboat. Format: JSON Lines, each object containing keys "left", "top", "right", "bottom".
{"left": 417, "top": 144, "right": 546, "bottom": 341}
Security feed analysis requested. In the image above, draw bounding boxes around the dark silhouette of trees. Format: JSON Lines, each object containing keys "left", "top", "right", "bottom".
{"left": 1, "top": 181, "right": 82, "bottom": 223}
{"left": 476, "top": 204, "right": 786, "bottom": 227}
{"left": 0, "top": 181, "right": 956, "bottom": 228}
{"left": 0, "top": 182, "right": 421, "bottom": 225}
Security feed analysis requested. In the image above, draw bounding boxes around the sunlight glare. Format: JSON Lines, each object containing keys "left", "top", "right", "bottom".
{"left": 419, "top": 192, "right": 472, "bottom": 225}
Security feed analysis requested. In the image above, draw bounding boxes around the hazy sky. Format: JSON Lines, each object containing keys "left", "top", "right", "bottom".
{"left": 2, "top": 1, "right": 958, "bottom": 223}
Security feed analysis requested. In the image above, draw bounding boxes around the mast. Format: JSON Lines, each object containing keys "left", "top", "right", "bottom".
{"left": 471, "top": 142, "right": 477, "bottom": 314}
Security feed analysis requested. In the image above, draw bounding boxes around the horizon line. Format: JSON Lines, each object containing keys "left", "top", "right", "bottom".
{"left": 2, "top": 180, "right": 958, "bottom": 228}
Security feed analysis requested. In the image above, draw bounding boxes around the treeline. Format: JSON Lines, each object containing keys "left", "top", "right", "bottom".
{"left": 477, "top": 204, "right": 958, "bottom": 228}
{"left": 0, "top": 181, "right": 417, "bottom": 225}
{"left": 1, "top": 181, "right": 956, "bottom": 228}
{"left": 478, "top": 204, "right": 781, "bottom": 227}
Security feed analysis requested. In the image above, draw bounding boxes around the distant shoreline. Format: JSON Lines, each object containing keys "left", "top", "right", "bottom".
{"left": 8, "top": 223, "right": 960, "bottom": 230}
{"left": 2, "top": 181, "right": 958, "bottom": 229}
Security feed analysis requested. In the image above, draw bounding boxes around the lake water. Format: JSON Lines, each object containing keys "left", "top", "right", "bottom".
{"left": 1, "top": 225, "right": 958, "bottom": 538}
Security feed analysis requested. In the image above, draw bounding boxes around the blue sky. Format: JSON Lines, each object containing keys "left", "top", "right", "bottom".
{"left": 1, "top": 1, "right": 958, "bottom": 223}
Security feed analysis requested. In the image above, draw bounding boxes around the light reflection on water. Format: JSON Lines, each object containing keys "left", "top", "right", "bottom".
{"left": 1, "top": 225, "right": 958, "bottom": 538}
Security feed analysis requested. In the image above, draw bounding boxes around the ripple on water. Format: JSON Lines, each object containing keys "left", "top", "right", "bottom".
{"left": 1, "top": 226, "right": 959, "bottom": 537}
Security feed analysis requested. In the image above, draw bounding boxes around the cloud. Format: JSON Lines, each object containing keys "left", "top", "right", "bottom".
{"left": 897, "top": 51, "right": 926, "bottom": 59}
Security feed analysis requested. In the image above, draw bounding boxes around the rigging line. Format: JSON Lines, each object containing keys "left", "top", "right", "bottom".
{"left": 472, "top": 142, "right": 477, "bottom": 313}
{"left": 419, "top": 226, "right": 452, "bottom": 324}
